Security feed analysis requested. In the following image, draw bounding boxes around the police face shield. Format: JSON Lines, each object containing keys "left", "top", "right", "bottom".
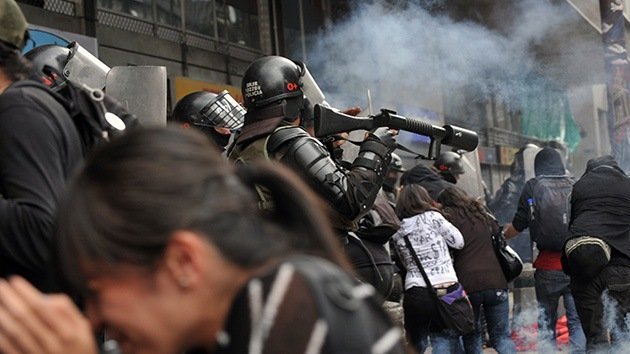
{"left": 295, "top": 61, "right": 328, "bottom": 107}
{"left": 63, "top": 42, "right": 110, "bottom": 90}
{"left": 199, "top": 90, "right": 245, "bottom": 130}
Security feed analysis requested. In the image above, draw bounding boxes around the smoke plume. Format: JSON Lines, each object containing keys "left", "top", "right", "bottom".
{"left": 305, "top": 0, "right": 589, "bottom": 121}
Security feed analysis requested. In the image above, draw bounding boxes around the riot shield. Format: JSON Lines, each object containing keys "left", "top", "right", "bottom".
{"left": 456, "top": 150, "right": 485, "bottom": 200}
{"left": 105, "top": 66, "right": 167, "bottom": 126}
{"left": 522, "top": 145, "right": 542, "bottom": 181}
{"left": 64, "top": 42, "right": 110, "bottom": 90}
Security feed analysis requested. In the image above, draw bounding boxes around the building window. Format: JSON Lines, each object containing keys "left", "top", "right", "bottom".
{"left": 98, "top": 0, "right": 153, "bottom": 21}
{"left": 156, "top": 0, "right": 181, "bottom": 27}
{"left": 216, "top": 1, "right": 259, "bottom": 49}
{"left": 186, "top": 0, "right": 216, "bottom": 37}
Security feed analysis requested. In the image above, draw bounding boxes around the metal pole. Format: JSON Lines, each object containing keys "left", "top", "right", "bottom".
{"left": 180, "top": 0, "right": 188, "bottom": 76}
{"left": 83, "top": 0, "right": 97, "bottom": 37}
{"left": 271, "top": 0, "right": 280, "bottom": 55}
{"left": 599, "top": 0, "right": 630, "bottom": 172}
{"left": 298, "top": 0, "right": 307, "bottom": 62}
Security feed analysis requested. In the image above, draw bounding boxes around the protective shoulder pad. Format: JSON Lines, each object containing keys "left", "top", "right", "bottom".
{"left": 267, "top": 126, "right": 310, "bottom": 154}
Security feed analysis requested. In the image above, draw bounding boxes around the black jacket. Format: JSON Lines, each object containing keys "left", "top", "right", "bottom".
{"left": 401, "top": 164, "right": 455, "bottom": 200}
{"left": 0, "top": 80, "right": 82, "bottom": 291}
{"left": 569, "top": 155, "right": 630, "bottom": 260}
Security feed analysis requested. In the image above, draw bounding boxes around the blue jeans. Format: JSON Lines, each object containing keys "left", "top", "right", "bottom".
{"left": 535, "top": 269, "right": 586, "bottom": 354}
{"left": 463, "top": 288, "right": 516, "bottom": 354}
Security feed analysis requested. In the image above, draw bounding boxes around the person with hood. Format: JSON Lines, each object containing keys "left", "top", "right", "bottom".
{"left": 562, "top": 155, "right": 630, "bottom": 352}
{"left": 504, "top": 148, "right": 585, "bottom": 354}
{"left": 0, "top": 0, "right": 83, "bottom": 292}
{"left": 399, "top": 164, "right": 455, "bottom": 201}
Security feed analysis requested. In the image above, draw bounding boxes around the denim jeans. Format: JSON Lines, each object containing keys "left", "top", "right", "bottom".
{"left": 463, "top": 288, "right": 516, "bottom": 354}
{"left": 570, "top": 265, "right": 630, "bottom": 353}
{"left": 535, "top": 269, "right": 586, "bottom": 354}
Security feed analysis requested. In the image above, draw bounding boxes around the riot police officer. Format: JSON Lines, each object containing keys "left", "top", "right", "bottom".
{"left": 229, "top": 55, "right": 396, "bottom": 233}
{"left": 433, "top": 150, "right": 465, "bottom": 184}
{"left": 171, "top": 90, "right": 245, "bottom": 151}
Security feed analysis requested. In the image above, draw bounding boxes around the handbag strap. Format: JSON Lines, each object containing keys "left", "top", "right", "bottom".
{"left": 402, "top": 235, "right": 438, "bottom": 296}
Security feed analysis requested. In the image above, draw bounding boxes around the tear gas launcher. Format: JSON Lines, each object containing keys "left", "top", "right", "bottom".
{"left": 314, "top": 104, "right": 479, "bottom": 160}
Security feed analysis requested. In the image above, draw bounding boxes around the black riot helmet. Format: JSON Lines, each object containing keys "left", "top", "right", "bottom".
{"left": 236, "top": 55, "right": 327, "bottom": 144}
{"left": 434, "top": 151, "right": 464, "bottom": 183}
{"left": 242, "top": 56, "right": 304, "bottom": 110}
{"left": 24, "top": 44, "right": 72, "bottom": 88}
{"left": 25, "top": 42, "right": 110, "bottom": 90}
{"left": 171, "top": 90, "right": 245, "bottom": 149}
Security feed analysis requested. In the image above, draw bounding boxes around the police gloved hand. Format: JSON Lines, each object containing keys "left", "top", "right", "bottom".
{"left": 367, "top": 128, "right": 397, "bottom": 151}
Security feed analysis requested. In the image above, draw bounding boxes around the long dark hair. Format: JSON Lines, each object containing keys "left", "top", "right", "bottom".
{"left": 0, "top": 41, "right": 31, "bottom": 83}
{"left": 437, "top": 186, "right": 494, "bottom": 225}
{"left": 56, "top": 126, "right": 347, "bottom": 294}
{"left": 395, "top": 184, "right": 438, "bottom": 219}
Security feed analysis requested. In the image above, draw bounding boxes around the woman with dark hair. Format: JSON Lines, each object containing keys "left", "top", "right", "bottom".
{"left": 392, "top": 184, "right": 464, "bottom": 353}
{"left": 0, "top": 126, "right": 405, "bottom": 354}
{"left": 437, "top": 187, "right": 516, "bottom": 354}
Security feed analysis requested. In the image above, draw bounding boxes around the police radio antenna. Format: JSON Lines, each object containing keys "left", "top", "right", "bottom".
{"left": 314, "top": 104, "right": 479, "bottom": 160}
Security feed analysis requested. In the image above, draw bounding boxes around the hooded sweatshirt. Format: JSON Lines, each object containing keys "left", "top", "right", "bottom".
{"left": 511, "top": 148, "right": 568, "bottom": 270}
{"left": 569, "top": 155, "right": 630, "bottom": 261}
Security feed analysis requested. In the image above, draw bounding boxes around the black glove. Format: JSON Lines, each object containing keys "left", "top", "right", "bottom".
{"left": 368, "top": 130, "right": 396, "bottom": 151}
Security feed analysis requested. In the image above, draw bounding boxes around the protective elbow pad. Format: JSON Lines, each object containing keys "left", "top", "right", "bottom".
{"left": 280, "top": 136, "right": 358, "bottom": 213}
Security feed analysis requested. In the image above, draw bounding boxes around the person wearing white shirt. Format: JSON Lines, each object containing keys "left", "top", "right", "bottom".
{"left": 392, "top": 184, "right": 464, "bottom": 354}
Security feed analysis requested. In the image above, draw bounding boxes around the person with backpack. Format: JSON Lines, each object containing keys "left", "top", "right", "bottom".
{"left": 0, "top": 0, "right": 83, "bottom": 292}
{"left": 504, "top": 147, "right": 586, "bottom": 354}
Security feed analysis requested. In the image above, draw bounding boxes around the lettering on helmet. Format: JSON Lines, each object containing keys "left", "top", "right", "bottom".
{"left": 244, "top": 81, "right": 263, "bottom": 99}
{"left": 286, "top": 82, "right": 298, "bottom": 91}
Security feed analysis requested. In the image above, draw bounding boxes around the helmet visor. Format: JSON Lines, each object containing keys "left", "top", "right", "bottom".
{"left": 297, "top": 62, "right": 326, "bottom": 107}
{"left": 64, "top": 42, "right": 110, "bottom": 89}
{"left": 199, "top": 91, "right": 245, "bottom": 130}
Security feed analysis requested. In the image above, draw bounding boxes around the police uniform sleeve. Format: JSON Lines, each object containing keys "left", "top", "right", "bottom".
{"left": 0, "top": 102, "right": 69, "bottom": 278}
{"left": 277, "top": 131, "right": 392, "bottom": 222}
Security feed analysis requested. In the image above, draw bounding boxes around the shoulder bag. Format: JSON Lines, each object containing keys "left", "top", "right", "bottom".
{"left": 490, "top": 225, "right": 523, "bottom": 282}
{"left": 402, "top": 236, "right": 474, "bottom": 336}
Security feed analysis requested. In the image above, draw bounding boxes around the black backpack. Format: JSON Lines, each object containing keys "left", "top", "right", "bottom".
{"left": 12, "top": 80, "right": 137, "bottom": 156}
{"left": 530, "top": 175, "right": 574, "bottom": 251}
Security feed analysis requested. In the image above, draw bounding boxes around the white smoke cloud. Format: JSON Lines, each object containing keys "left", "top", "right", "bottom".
{"left": 305, "top": 0, "right": 583, "bottom": 117}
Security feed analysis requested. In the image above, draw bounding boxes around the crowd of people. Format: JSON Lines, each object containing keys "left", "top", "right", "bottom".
{"left": 2, "top": 1, "right": 630, "bottom": 353}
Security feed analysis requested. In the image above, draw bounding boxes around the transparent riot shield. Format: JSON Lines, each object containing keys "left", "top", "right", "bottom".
{"left": 522, "top": 145, "right": 542, "bottom": 181}
{"left": 457, "top": 150, "right": 485, "bottom": 200}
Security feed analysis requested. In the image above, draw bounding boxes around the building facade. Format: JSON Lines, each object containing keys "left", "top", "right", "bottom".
{"left": 16, "top": 0, "right": 618, "bottom": 193}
